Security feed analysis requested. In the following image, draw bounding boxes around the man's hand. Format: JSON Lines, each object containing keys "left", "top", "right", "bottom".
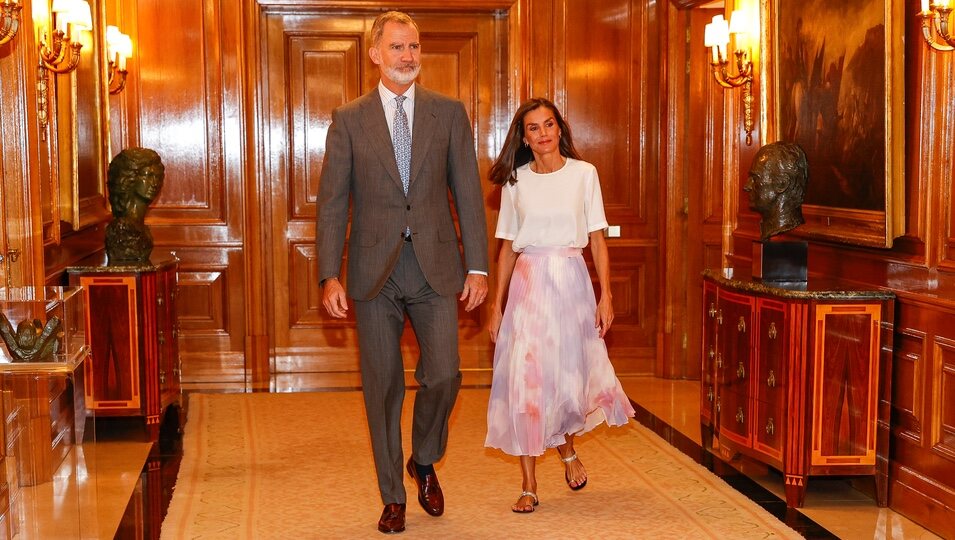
{"left": 321, "top": 278, "right": 349, "bottom": 318}
{"left": 459, "top": 274, "right": 488, "bottom": 312}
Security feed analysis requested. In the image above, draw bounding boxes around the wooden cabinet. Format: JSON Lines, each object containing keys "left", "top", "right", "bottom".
{"left": 701, "top": 268, "right": 894, "bottom": 508}
{"left": 68, "top": 253, "right": 181, "bottom": 442}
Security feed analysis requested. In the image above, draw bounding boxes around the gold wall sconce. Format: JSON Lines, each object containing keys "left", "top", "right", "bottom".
{"left": 105, "top": 25, "right": 131, "bottom": 94}
{"left": 921, "top": 0, "right": 955, "bottom": 50}
{"left": 37, "top": 0, "right": 91, "bottom": 73}
{"left": 0, "top": 0, "right": 22, "bottom": 45}
{"left": 703, "top": 7, "right": 758, "bottom": 145}
{"left": 34, "top": 0, "right": 92, "bottom": 135}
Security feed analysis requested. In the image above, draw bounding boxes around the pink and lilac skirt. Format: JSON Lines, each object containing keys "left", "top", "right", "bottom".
{"left": 485, "top": 246, "right": 635, "bottom": 457}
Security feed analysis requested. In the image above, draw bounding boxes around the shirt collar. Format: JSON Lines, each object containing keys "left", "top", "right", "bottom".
{"left": 378, "top": 81, "right": 416, "bottom": 106}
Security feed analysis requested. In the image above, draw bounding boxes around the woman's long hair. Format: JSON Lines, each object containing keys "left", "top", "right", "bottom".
{"left": 488, "top": 98, "right": 582, "bottom": 185}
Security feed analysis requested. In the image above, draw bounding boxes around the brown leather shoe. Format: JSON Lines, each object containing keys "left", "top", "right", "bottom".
{"left": 406, "top": 458, "right": 444, "bottom": 516}
{"left": 377, "top": 503, "right": 406, "bottom": 534}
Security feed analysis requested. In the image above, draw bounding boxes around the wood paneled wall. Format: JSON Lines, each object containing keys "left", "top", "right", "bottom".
{"left": 0, "top": 1, "right": 664, "bottom": 382}
{"left": 125, "top": 0, "right": 250, "bottom": 382}
{"left": 1, "top": 1, "right": 51, "bottom": 289}
{"left": 527, "top": 0, "right": 661, "bottom": 373}
{"left": 4, "top": 0, "right": 953, "bottom": 534}
{"left": 692, "top": 0, "right": 955, "bottom": 536}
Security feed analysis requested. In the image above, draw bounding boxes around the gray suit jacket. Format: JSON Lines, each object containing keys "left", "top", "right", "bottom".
{"left": 316, "top": 85, "right": 489, "bottom": 301}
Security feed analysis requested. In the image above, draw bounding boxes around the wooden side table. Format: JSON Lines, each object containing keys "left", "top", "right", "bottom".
{"left": 68, "top": 252, "right": 181, "bottom": 442}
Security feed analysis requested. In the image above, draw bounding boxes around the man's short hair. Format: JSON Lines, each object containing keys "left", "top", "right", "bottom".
{"left": 370, "top": 11, "right": 419, "bottom": 46}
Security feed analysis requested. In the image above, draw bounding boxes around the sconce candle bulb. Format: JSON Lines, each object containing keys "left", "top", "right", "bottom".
{"left": 106, "top": 25, "right": 132, "bottom": 94}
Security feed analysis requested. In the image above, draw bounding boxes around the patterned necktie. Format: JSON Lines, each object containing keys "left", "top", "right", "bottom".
{"left": 393, "top": 95, "right": 411, "bottom": 195}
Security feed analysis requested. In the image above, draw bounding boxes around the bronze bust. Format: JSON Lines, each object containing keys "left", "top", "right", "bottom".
{"left": 105, "top": 147, "right": 166, "bottom": 264}
{"left": 743, "top": 141, "right": 809, "bottom": 240}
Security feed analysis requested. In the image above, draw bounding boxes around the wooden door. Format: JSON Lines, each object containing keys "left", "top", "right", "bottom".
{"left": 685, "top": 6, "right": 727, "bottom": 378}
{"left": 262, "top": 10, "right": 504, "bottom": 373}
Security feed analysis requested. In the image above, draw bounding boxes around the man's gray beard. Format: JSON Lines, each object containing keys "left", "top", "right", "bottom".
{"left": 385, "top": 64, "right": 420, "bottom": 85}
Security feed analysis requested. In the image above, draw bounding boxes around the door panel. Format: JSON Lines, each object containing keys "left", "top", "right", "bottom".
{"left": 263, "top": 11, "right": 502, "bottom": 373}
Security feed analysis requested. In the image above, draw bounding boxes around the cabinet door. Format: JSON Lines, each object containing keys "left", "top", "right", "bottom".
{"left": 701, "top": 281, "right": 719, "bottom": 426}
{"left": 79, "top": 275, "right": 142, "bottom": 412}
{"left": 810, "top": 302, "right": 881, "bottom": 467}
{"left": 756, "top": 299, "right": 787, "bottom": 400}
{"left": 716, "top": 290, "right": 754, "bottom": 447}
{"left": 157, "top": 265, "right": 180, "bottom": 406}
{"left": 753, "top": 299, "right": 787, "bottom": 461}
{"left": 717, "top": 290, "right": 753, "bottom": 398}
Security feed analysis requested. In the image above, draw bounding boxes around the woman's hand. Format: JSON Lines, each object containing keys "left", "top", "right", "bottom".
{"left": 488, "top": 305, "right": 504, "bottom": 343}
{"left": 595, "top": 295, "right": 614, "bottom": 338}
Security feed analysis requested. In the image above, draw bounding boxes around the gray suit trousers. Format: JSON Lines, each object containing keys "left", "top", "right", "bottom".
{"left": 354, "top": 241, "right": 462, "bottom": 505}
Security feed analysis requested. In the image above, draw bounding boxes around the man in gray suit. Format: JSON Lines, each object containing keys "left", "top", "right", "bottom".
{"left": 316, "top": 10, "right": 489, "bottom": 535}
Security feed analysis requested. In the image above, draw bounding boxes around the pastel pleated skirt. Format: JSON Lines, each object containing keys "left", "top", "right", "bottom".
{"left": 485, "top": 246, "right": 635, "bottom": 457}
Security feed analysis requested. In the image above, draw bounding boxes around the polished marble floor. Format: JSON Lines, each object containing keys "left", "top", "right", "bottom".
{"left": 21, "top": 373, "right": 942, "bottom": 539}
{"left": 615, "top": 375, "right": 941, "bottom": 540}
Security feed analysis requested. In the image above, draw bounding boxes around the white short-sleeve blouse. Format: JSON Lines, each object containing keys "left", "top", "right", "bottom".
{"left": 495, "top": 158, "right": 608, "bottom": 251}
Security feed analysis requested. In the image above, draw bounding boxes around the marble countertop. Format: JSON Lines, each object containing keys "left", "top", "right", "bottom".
{"left": 703, "top": 268, "right": 896, "bottom": 301}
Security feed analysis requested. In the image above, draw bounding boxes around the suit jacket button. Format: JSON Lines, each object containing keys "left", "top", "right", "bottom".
{"left": 406, "top": 205, "right": 411, "bottom": 210}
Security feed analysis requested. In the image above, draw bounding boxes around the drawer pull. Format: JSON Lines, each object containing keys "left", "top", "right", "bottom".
{"left": 716, "top": 354, "right": 723, "bottom": 369}
{"left": 736, "top": 407, "right": 744, "bottom": 424}
{"left": 716, "top": 396, "right": 721, "bottom": 413}
{"left": 708, "top": 346, "right": 715, "bottom": 360}
{"left": 157, "top": 295, "right": 164, "bottom": 306}
{"left": 717, "top": 309, "right": 723, "bottom": 325}
{"left": 766, "top": 417, "right": 774, "bottom": 435}
{"left": 767, "top": 370, "right": 776, "bottom": 388}
{"left": 738, "top": 317, "right": 746, "bottom": 332}
{"left": 768, "top": 322, "right": 777, "bottom": 339}
{"left": 708, "top": 304, "right": 717, "bottom": 318}
{"left": 159, "top": 370, "right": 166, "bottom": 385}
{"left": 707, "top": 386, "right": 714, "bottom": 402}
{"left": 737, "top": 362, "right": 746, "bottom": 379}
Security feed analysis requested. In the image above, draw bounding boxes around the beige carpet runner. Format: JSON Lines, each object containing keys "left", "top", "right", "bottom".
{"left": 162, "top": 390, "right": 801, "bottom": 539}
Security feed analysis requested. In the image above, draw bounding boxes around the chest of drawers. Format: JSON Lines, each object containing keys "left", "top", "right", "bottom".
{"left": 701, "top": 268, "right": 894, "bottom": 507}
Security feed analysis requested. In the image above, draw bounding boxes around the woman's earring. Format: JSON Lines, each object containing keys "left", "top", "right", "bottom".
{"left": 522, "top": 140, "right": 528, "bottom": 147}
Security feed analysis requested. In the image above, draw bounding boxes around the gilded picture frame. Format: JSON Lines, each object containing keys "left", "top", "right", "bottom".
{"left": 53, "top": 0, "right": 112, "bottom": 237}
{"left": 762, "top": 0, "right": 904, "bottom": 248}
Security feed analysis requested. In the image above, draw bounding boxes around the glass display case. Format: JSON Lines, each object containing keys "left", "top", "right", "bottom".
{"left": 0, "top": 286, "right": 86, "bottom": 366}
{"left": 0, "top": 286, "right": 93, "bottom": 538}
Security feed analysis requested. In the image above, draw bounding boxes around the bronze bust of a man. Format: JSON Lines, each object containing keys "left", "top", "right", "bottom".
{"left": 105, "top": 147, "right": 165, "bottom": 264}
{"left": 743, "top": 141, "right": 809, "bottom": 240}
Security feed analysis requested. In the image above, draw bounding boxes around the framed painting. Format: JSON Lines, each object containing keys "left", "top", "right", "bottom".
{"left": 762, "top": 0, "right": 904, "bottom": 248}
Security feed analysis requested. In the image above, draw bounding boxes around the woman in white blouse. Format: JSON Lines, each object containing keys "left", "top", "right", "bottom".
{"left": 484, "top": 98, "right": 635, "bottom": 513}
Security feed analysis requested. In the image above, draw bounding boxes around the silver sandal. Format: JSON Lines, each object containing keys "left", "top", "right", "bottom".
{"left": 560, "top": 452, "right": 588, "bottom": 491}
{"left": 512, "top": 490, "right": 539, "bottom": 513}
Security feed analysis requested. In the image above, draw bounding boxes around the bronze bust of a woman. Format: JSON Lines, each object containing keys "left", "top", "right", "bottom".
{"left": 105, "top": 148, "right": 165, "bottom": 264}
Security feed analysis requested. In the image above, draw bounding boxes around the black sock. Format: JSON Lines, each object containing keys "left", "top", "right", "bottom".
{"left": 413, "top": 460, "right": 434, "bottom": 477}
